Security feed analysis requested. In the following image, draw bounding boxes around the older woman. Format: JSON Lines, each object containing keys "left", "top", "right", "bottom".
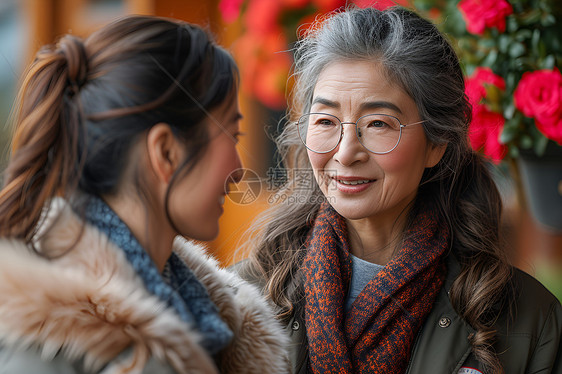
{"left": 236, "top": 6, "right": 562, "bottom": 374}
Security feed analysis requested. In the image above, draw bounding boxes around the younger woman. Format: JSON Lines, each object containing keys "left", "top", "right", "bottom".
{"left": 0, "top": 15, "right": 288, "bottom": 374}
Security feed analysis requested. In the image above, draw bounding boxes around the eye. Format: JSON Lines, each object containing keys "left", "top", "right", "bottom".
{"left": 366, "top": 119, "right": 389, "bottom": 128}
{"left": 313, "top": 117, "right": 337, "bottom": 127}
{"left": 361, "top": 115, "right": 401, "bottom": 130}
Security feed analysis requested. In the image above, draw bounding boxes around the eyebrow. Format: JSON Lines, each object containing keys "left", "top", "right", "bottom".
{"left": 311, "top": 97, "right": 403, "bottom": 114}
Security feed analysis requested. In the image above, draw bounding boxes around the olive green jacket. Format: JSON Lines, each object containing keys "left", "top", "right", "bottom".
{"left": 233, "top": 255, "right": 562, "bottom": 374}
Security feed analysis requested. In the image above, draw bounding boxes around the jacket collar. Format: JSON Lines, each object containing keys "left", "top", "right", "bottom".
{"left": 83, "top": 195, "right": 232, "bottom": 354}
{"left": 0, "top": 198, "right": 290, "bottom": 374}
{"left": 0, "top": 198, "right": 219, "bottom": 372}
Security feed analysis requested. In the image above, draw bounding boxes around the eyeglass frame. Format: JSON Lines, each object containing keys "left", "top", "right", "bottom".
{"left": 295, "top": 112, "right": 426, "bottom": 155}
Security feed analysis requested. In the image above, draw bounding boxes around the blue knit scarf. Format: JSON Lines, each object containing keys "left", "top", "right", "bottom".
{"left": 83, "top": 195, "right": 233, "bottom": 355}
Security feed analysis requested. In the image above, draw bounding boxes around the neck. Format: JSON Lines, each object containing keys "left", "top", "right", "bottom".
{"left": 103, "top": 193, "right": 175, "bottom": 272}
{"left": 346, "top": 199, "right": 413, "bottom": 265}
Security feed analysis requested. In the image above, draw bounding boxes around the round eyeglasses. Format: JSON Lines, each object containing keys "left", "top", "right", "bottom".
{"left": 296, "top": 112, "right": 425, "bottom": 154}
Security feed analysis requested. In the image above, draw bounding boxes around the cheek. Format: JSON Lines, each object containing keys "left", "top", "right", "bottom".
{"left": 307, "top": 150, "right": 327, "bottom": 184}
{"left": 377, "top": 145, "right": 427, "bottom": 182}
{"left": 199, "top": 141, "right": 233, "bottom": 190}
{"left": 308, "top": 150, "right": 337, "bottom": 193}
{"left": 307, "top": 150, "right": 329, "bottom": 170}
{"left": 378, "top": 151, "right": 411, "bottom": 172}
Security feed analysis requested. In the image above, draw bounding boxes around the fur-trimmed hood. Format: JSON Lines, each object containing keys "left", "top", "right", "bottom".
{"left": 0, "top": 201, "right": 289, "bottom": 373}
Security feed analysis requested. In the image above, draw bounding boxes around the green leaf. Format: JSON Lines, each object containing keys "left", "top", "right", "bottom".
{"left": 507, "top": 17, "right": 519, "bottom": 33}
{"left": 521, "top": 135, "right": 534, "bottom": 149}
{"left": 532, "top": 29, "right": 541, "bottom": 54}
{"left": 521, "top": 9, "right": 542, "bottom": 25}
{"left": 509, "top": 146, "right": 520, "bottom": 158}
{"left": 500, "top": 123, "right": 518, "bottom": 143}
{"left": 539, "top": 41, "right": 547, "bottom": 57}
{"left": 482, "top": 49, "right": 498, "bottom": 67}
{"left": 506, "top": 73, "right": 518, "bottom": 90}
{"left": 504, "top": 103, "right": 516, "bottom": 119}
{"left": 498, "top": 34, "right": 511, "bottom": 53}
{"left": 509, "top": 42, "right": 526, "bottom": 58}
{"left": 480, "top": 38, "right": 497, "bottom": 49}
{"left": 541, "top": 13, "right": 556, "bottom": 27}
{"left": 541, "top": 54, "right": 556, "bottom": 69}
{"left": 515, "top": 29, "right": 533, "bottom": 42}
{"left": 534, "top": 135, "right": 549, "bottom": 156}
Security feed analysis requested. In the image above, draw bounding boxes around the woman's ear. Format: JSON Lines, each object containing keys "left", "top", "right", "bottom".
{"left": 146, "top": 123, "right": 183, "bottom": 184}
{"left": 425, "top": 143, "right": 447, "bottom": 168}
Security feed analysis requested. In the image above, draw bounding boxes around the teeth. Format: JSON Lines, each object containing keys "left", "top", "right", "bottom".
{"left": 338, "top": 179, "right": 372, "bottom": 185}
{"left": 219, "top": 195, "right": 225, "bottom": 205}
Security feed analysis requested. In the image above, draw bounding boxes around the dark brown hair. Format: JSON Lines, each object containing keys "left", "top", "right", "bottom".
{"left": 0, "top": 15, "right": 237, "bottom": 242}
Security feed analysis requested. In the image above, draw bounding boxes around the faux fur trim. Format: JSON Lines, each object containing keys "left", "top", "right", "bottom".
{"left": 0, "top": 200, "right": 288, "bottom": 373}
{"left": 174, "top": 239, "right": 290, "bottom": 373}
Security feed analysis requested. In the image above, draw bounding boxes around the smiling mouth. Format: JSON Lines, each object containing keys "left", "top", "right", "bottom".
{"left": 337, "top": 179, "right": 374, "bottom": 185}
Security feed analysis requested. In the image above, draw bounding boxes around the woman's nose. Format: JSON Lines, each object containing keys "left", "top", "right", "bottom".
{"left": 333, "top": 123, "right": 369, "bottom": 165}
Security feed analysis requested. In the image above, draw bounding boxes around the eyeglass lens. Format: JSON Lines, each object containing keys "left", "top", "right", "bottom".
{"left": 297, "top": 113, "right": 402, "bottom": 154}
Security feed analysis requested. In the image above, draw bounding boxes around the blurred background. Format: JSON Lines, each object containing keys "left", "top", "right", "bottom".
{"left": 0, "top": 0, "right": 560, "bottom": 300}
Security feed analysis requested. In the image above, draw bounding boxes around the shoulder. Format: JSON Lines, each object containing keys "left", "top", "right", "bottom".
{"left": 494, "top": 268, "right": 562, "bottom": 373}
{"left": 0, "top": 202, "right": 214, "bottom": 374}
{"left": 174, "top": 241, "right": 290, "bottom": 374}
{"left": 508, "top": 268, "right": 561, "bottom": 327}
{"left": 499, "top": 267, "right": 562, "bottom": 340}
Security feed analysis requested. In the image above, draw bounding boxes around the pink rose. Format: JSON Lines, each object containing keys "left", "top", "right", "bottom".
{"left": 514, "top": 69, "right": 562, "bottom": 144}
{"left": 459, "top": 0, "right": 513, "bottom": 35}
{"left": 466, "top": 67, "right": 507, "bottom": 162}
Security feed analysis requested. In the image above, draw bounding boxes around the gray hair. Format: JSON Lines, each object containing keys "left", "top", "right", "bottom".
{"left": 291, "top": 6, "right": 472, "bottom": 175}
{"left": 249, "top": 7, "right": 509, "bottom": 373}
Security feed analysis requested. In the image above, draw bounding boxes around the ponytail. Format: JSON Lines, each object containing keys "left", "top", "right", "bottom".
{"left": 0, "top": 35, "right": 88, "bottom": 242}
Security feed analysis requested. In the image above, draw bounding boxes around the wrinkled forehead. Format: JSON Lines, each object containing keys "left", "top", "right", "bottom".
{"left": 309, "top": 59, "right": 416, "bottom": 113}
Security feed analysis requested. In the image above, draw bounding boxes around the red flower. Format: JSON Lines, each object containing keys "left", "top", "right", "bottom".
{"left": 252, "top": 51, "right": 292, "bottom": 109}
{"left": 245, "top": 0, "right": 283, "bottom": 33}
{"left": 282, "top": 0, "right": 311, "bottom": 9}
{"left": 458, "top": 0, "right": 513, "bottom": 35}
{"left": 466, "top": 67, "right": 507, "bottom": 163}
{"left": 465, "top": 67, "right": 505, "bottom": 101}
{"left": 234, "top": 31, "right": 291, "bottom": 109}
{"left": 219, "top": 0, "right": 245, "bottom": 23}
{"left": 514, "top": 69, "right": 562, "bottom": 145}
{"left": 352, "top": 0, "right": 410, "bottom": 10}
{"left": 469, "top": 106, "right": 507, "bottom": 163}
{"left": 311, "top": 0, "right": 346, "bottom": 12}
